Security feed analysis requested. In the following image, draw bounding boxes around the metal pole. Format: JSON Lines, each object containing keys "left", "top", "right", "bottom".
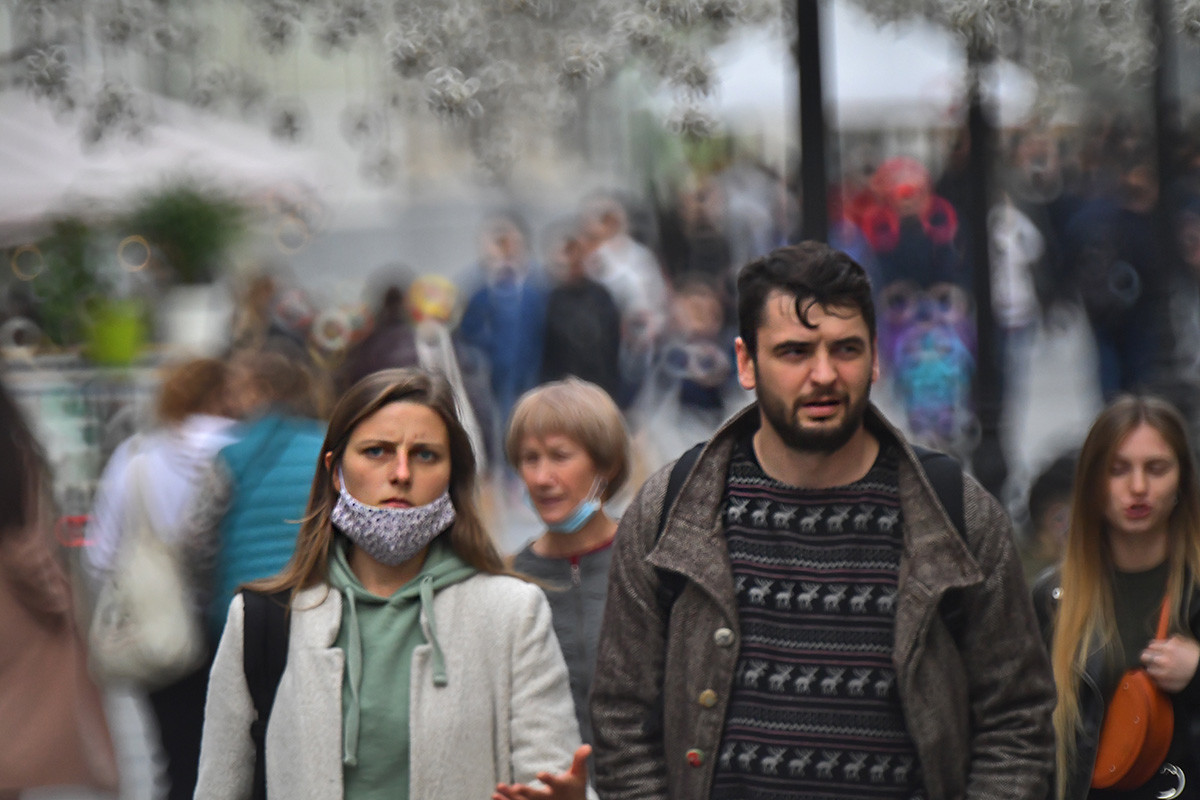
{"left": 796, "top": 0, "right": 828, "bottom": 242}
{"left": 1150, "top": 0, "right": 1186, "bottom": 407}
{"left": 964, "top": 57, "right": 1008, "bottom": 498}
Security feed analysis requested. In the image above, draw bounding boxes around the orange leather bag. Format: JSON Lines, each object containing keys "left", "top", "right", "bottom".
{"left": 1091, "top": 598, "right": 1174, "bottom": 791}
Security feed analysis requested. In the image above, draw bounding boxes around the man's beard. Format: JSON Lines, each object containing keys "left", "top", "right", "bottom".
{"left": 759, "top": 388, "right": 870, "bottom": 454}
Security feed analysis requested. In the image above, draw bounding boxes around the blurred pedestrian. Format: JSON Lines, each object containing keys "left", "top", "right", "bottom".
{"left": 194, "top": 368, "right": 590, "bottom": 799}
{"left": 506, "top": 378, "right": 631, "bottom": 747}
{"left": 539, "top": 219, "right": 623, "bottom": 402}
{"left": 1034, "top": 395, "right": 1200, "bottom": 800}
{"left": 460, "top": 211, "right": 549, "bottom": 443}
{"left": 179, "top": 348, "right": 326, "bottom": 642}
{"left": 85, "top": 357, "right": 237, "bottom": 800}
{"left": 1, "top": 376, "right": 118, "bottom": 797}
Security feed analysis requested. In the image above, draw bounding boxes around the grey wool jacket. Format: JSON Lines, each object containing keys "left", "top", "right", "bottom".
{"left": 589, "top": 403, "right": 1056, "bottom": 800}
{"left": 194, "top": 572, "right": 590, "bottom": 800}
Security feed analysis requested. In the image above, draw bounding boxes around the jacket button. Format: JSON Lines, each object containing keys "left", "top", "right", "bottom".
{"left": 713, "top": 627, "right": 735, "bottom": 647}
{"left": 698, "top": 689, "right": 718, "bottom": 707}
{"left": 686, "top": 748, "right": 705, "bottom": 767}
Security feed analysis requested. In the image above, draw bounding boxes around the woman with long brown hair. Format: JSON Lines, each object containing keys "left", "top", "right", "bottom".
{"left": 1036, "top": 395, "right": 1200, "bottom": 800}
{"left": 194, "top": 367, "right": 590, "bottom": 800}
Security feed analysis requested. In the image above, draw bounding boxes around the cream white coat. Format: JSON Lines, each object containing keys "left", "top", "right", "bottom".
{"left": 195, "top": 573, "right": 587, "bottom": 799}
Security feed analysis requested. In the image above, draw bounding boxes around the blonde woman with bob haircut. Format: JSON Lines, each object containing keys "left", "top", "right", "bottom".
{"left": 1035, "top": 395, "right": 1200, "bottom": 800}
{"left": 505, "top": 378, "right": 631, "bottom": 750}
{"left": 195, "top": 368, "right": 594, "bottom": 800}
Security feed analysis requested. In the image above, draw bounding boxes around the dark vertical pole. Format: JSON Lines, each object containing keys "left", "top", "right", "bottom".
{"left": 1150, "top": 0, "right": 1185, "bottom": 406}
{"left": 965, "top": 58, "right": 1007, "bottom": 497}
{"left": 797, "top": 0, "right": 828, "bottom": 242}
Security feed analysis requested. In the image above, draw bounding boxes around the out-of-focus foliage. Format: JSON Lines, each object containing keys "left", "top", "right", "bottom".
{"left": 125, "top": 185, "right": 245, "bottom": 285}
{"left": 10, "top": 0, "right": 1200, "bottom": 173}
{"left": 7, "top": 0, "right": 779, "bottom": 179}
{"left": 28, "top": 217, "right": 105, "bottom": 347}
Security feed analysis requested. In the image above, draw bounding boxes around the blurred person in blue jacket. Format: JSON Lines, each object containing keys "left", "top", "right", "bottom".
{"left": 459, "top": 211, "right": 548, "bottom": 454}
{"left": 178, "top": 348, "right": 326, "bottom": 643}
{"left": 86, "top": 356, "right": 238, "bottom": 800}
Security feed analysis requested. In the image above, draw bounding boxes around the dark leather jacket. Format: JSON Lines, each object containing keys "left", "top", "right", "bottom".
{"left": 1032, "top": 569, "right": 1200, "bottom": 800}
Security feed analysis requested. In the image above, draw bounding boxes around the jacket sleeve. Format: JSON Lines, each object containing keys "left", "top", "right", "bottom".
{"left": 959, "top": 478, "right": 1056, "bottom": 800}
{"left": 507, "top": 582, "right": 599, "bottom": 799}
{"left": 195, "top": 593, "right": 256, "bottom": 800}
{"left": 589, "top": 467, "right": 672, "bottom": 800}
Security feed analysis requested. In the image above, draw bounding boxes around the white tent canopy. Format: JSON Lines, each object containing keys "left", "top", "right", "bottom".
{"left": 0, "top": 91, "right": 326, "bottom": 235}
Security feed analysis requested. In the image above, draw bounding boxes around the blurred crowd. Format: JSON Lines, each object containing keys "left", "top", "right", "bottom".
{"left": 12, "top": 103, "right": 1200, "bottom": 798}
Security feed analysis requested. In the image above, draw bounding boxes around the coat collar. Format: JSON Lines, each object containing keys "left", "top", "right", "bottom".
{"left": 647, "top": 402, "right": 985, "bottom": 631}
{"left": 293, "top": 584, "right": 342, "bottom": 648}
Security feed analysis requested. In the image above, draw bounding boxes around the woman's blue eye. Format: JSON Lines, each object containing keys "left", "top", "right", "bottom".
{"left": 364, "top": 445, "right": 385, "bottom": 458}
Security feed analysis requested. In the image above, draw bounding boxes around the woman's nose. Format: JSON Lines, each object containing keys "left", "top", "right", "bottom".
{"left": 392, "top": 454, "right": 411, "bottom": 484}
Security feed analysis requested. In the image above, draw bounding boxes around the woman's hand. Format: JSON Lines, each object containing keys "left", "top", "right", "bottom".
{"left": 1142, "top": 635, "right": 1200, "bottom": 693}
{"left": 492, "top": 745, "right": 590, "bottom": 800}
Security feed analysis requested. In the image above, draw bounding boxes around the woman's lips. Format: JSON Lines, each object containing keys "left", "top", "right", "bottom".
{"left": 1125, "top": 504, "right": 1151, "bottom": 519}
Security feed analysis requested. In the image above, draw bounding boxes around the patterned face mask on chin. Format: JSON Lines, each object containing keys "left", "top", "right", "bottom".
{"left": 330, "top": 469, "right": 457, "bottom": 566}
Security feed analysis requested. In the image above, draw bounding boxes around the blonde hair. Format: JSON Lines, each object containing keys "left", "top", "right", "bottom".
{"left": 1051, "top": 395, "right": 1200, "bottom": 799}
{"left": 250, "top": 368, "right": 508, "bottom": 598}
{"left": 504, "top": 378, "right": 631, "bottom": 501}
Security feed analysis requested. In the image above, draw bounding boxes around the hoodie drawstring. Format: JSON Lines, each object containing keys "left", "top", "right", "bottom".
{"left": 420, "top": 575, "right": 448, "bottom": 688}
{"left": 341, "top": 588, "right": 363, "bottom": 767}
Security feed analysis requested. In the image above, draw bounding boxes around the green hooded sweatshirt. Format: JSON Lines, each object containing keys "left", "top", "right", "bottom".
{"left": 326, "top": 535, "right": 477, "bottom": 800}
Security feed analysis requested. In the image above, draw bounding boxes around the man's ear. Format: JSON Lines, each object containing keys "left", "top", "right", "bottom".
{"left": 735, "top": 337, "right": 757, "bottom": 391}
{"left": 871, "top": 338, "right": 881, "bottom": 384}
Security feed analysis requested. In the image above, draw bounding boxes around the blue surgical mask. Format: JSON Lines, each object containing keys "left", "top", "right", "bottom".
{"left": 532, "top": 478, "right": 605, "bottom": 535}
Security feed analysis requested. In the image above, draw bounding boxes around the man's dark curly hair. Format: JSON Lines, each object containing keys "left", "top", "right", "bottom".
{"left": 736, "top": 241, "right": 875, "bottom": 358}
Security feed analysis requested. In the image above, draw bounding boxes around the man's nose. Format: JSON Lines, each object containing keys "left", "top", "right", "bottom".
{"left": 810, "top": 351, "right": 836, "bottom": 384}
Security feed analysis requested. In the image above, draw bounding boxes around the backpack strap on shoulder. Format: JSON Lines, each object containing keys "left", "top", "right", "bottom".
{"left": 910, "top": 445, "right": 969, "bottom": 643}
{"left": 653, "top": 443, "right": 705, "bottom": 614}
{"left": 911, "top": 445, "right": 965, "bottom": 538}
{"left": 242, "top": 588, "right": 291, "bottom": 800}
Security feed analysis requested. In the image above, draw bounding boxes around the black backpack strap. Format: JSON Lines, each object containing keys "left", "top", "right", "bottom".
{"left": 242, "top": 588, "right": 291, "bottom": 800}
{"left": 911, "top": 445, "right": 965, "bottom": 538}
{"left": 911, "top": 445, "right": 968, "bottom": 643}
{"left": 653, "top": 442, "right": 705, "bottom": 613}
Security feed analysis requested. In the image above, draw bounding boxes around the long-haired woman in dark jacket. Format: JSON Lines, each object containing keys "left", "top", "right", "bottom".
{"left": 1038, "top": 395, "right": 1200, "bottom": 800}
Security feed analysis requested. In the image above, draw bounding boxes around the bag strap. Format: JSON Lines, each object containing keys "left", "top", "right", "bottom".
{"left": 242, "top": 588, "right": 291, "bottom": 800}
{"left": 910, "top": 445, "right": 965, "bottom": 539}
{"left": 653, "top": 443, "right": 705, "bottom": 613}
{"left": 911, "top": 445, "right": 969, "bottom": 643}
{"left": 125, "top": 440, "right": 157, "bottom": 546}
{"left": 1155, "top": 596, "right": 1171, "bottom": 640}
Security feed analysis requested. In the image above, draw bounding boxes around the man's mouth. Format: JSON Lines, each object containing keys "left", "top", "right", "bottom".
{"left": 801, "top": 398, "right": 842, "bottom": 418}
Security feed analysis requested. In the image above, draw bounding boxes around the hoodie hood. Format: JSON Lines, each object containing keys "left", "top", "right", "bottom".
{"left": 326, "top": 535, "right": 476, "bottom": 766}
